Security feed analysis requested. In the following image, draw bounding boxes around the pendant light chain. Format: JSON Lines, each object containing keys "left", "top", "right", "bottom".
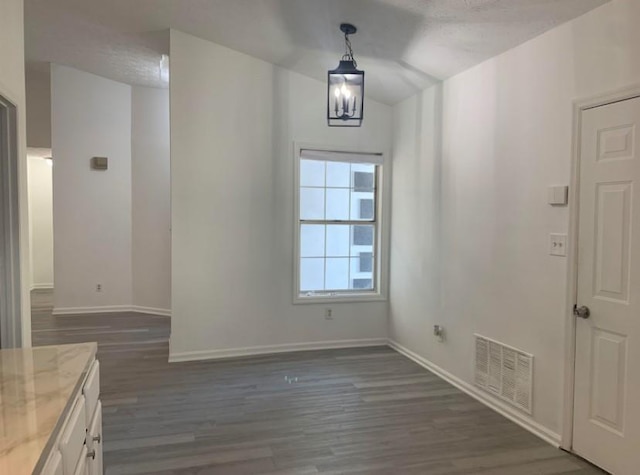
{"left": 342, "top": 32, "right": 358, "bottom": 68}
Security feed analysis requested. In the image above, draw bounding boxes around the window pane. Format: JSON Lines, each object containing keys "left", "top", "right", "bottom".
{"left": 359, "top": 198, "right": 374, "bottom": 220}
{"left": 300, "top": 187, "right": 324, "bottom": 220}
{"left": 350, "top": 190, "right": 375, "bottom": 220}
{"left": 326, "top": 161, "right": 350, "bottom": 188}
{"left": 352, "top": 165, "right": 375, "bottom": 191}
{"left": 300, "top": 258, "right": 324, "bottom": 291}
{"left": 351, "top": 278, "right": 373, "bottom": 290}
{"left": 300, "top": 225, "right": 324, "bottom": 257}
{"left": 350, "top": 256, "right": 373, "bottom": 289}
{"left": 352, "top": 225, "right": 374, "bottom": 246}
{"left": 357, "top": 252, "right": 373, "bottom": 272}
{"left": 326, "top": 258, "right": 349, "bottom": 290}
{"left": 326, "top": 188, "right": 350, "bottom": 220}
{"left": 300, "top": 159, "right": 325, "bottom": 187}
{"left": 326, "top": 225, "right": 350, "bottom": 257}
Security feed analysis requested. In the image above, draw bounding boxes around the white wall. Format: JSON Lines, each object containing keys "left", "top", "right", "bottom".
{"left": 25, "top": 67, "right": 51, "bottom": 149}
{"left": 27, "top": 156, "right": 54, "bottom": 289}
{"left": 132, "top": 86, "right": 171, "bottom": 313}
{"left": 169, "top": 30, "right": 392, "bottom": 359}
{"left": 389, "top": 0, "right": 640, "bottom": 441}
{"left": 0, "top": 0, "right": 31, "bottom": 346}
{"left": 51, "top": 65, "right": 133, "bottom": 311}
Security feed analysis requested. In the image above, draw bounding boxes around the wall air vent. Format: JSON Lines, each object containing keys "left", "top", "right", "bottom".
{"left": 475, "top": 334, "right": 533, "bottom": 414}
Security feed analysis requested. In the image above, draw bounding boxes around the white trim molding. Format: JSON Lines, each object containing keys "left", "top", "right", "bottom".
{"left": 168, "top": 338, "right": 388, "bottom": 363}
{"left": 53, "top": 305, "right": 171, "bottom": 317}
{"left": 387, "top": 339, "right": 561, "bottom": 448}
{"left": 131, "top": 306, "right": 171, "bottom": 317}
{"left": 31, "top": 283, "right": 54, "bottom": 291}
{"left": 292, "top": 142, "right": 391, "bottom": 306}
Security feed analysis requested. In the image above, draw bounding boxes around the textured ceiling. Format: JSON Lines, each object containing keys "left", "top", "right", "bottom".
{"left": 25, "top": 0, "right": 609, "bottom": 105}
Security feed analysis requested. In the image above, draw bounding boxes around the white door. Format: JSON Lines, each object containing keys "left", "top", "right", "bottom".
{"left": 574, "top": 96, "right": 640, "bottom": 474}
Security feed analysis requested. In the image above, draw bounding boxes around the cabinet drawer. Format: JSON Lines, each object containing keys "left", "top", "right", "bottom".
{"left": 58, "top": 395, "right": 86, "bottom": 474}
{"left": 82, "top": 360, "right": 100, "bottom": 428}
{"left": 41, "top": 449, "right": 63, "bottom": 475}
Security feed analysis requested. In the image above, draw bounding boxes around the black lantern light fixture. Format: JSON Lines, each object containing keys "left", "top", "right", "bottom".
{"left": 327, "top": 23, "right": 364, "bottom": 127}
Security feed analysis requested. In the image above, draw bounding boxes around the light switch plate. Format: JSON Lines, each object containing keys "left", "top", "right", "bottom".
{"left": 548, "top": 186, "right": 569, "bottom": 206}
{"left": 549, "top": 233, "right": 567, "bottom": 257}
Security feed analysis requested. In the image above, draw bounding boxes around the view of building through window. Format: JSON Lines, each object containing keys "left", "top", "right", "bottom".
{"left": 298, "top": 154, "right": 377, "bottom": 294}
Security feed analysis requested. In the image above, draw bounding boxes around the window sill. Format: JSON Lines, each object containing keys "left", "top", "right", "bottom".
{"left": 293, "top": 292, "right": 387, "bottom": 305}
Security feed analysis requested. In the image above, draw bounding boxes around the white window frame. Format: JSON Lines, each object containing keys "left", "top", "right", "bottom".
{"left": 293, "top": 142, "right": 390, "bottom": 304}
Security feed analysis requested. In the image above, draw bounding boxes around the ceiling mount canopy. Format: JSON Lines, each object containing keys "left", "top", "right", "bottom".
{"left": 327, "top": 23, "right": 365, "bottom": 127}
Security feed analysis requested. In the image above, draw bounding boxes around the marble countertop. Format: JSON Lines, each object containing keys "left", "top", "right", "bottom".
{"left": 0, "top": 342, "right": 97, "bottom": 475}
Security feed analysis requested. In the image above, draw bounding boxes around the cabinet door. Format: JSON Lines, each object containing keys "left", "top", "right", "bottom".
{"left": 87, "top": 401, "right": 103, "bottom": 475}
{"left": 82, "top": 360, "right": 100, "bottom": 428}
{"left": 73, "top": 446, "right": 88, "bottom": 475}
{"left": 41, "top": 450, "right": 63, "bottom": 475}
{"left": 58, "top": 395, "right": 86, "bottom": 474}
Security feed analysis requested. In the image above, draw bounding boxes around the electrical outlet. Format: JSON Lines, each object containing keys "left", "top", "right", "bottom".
{"left": 433, "top": 325, "right": 445, "bottom": 342}
{"left": 324, "top": 308, "right": 333, "bottom": 320}
{"left": 96, "top": 284, "right": 102, "bottom": 292}
{"left": 549, "top": 233, "right": 567, "bottom": 257}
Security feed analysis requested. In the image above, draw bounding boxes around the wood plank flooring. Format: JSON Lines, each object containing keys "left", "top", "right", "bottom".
{"left": 31, "top": 290, "right": 605, "bottom": 475}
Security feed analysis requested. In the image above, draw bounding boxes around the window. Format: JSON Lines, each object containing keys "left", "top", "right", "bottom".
{"left": 297, "top": 149, "right": 383, "bottom": 299}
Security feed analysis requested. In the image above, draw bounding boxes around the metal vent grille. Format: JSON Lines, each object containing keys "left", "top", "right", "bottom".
{"left": 475, "top": 335, "right": 533, "bottom": 414}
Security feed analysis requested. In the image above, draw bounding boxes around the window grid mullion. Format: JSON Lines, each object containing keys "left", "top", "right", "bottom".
{"left": 323, "top": 162, "right": 327, "bottom": 289}
{"left": 348, "top": 162, "right": 352, "bottom": 289}
{"left": 300, "top": 220, "right": 376, "bottom": 225}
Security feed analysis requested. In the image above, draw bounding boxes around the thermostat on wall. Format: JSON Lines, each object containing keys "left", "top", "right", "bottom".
{"left": 90, "top": 156, "right": 108, "bottom": 170}
{"left": 548, "top": 185, "right": 568, "bottom": 206}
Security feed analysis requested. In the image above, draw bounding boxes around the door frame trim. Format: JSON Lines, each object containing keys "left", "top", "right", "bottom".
{"left": 562, "top": 83, "right": 640, "bottom": 450}
{"left": 0, "top": 94, "right": 22, "bottom": 348}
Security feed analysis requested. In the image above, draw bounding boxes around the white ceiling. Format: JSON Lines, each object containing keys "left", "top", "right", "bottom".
{"left": 25, "top": 0, "right": 608, "bottom": 105}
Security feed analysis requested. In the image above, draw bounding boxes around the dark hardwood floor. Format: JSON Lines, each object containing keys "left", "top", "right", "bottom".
{"left": 31, "top": 290, "right": 604, "bottom": 475}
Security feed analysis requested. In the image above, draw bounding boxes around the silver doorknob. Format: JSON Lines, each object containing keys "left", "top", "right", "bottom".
{"left": 573, "top": 305, "right": 590, "bottom": 319}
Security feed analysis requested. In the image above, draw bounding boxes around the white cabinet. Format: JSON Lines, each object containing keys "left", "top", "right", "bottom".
{"left": 82, "top": 361, "right": 100, "bottom": 428}
{"left": 40, "top": 356, "right": 102, "bottom": 475}
{"left": 87, "top": 401, "right": 103, "bottom": 475}
{"left": 73, "top": 447, "right": 89, "bottom": 475}
{"left": 41, "top": 450, "right": 63, "bottom": 475}
{"left": 58, "top": 396, "right": 86, "bottom": 474}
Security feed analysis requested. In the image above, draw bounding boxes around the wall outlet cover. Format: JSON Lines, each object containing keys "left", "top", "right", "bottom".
{"left": 549, "top": 233, "right": 567, "bottom": 257}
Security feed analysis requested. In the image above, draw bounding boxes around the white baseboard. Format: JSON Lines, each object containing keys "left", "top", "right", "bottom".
{"left": 387, "top": 339, "right": 561, "bottom": 448}
{"left": 31, "top": 283, "right": 53, "bottom": 291}
{"left": 53, "top": 305, "right": 171, "bottom": 317}
{"left": 131, "top": 306, "right": 171, "bottom": 317}
{"left": 168, "top": 338, "right": 388, "bottom": 363}
{"left": 53, "top": 305, "right": 132, "bottom": 315}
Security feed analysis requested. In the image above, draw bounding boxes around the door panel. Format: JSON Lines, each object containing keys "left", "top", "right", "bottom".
{"left": 574, "top": 96, "right": 640, "bottom": 474}
{"left": 593, "top": 182, "right": 632, "bottom": 302}
{"left": 589, "top": 328, "right": 626, "bottom": 434}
